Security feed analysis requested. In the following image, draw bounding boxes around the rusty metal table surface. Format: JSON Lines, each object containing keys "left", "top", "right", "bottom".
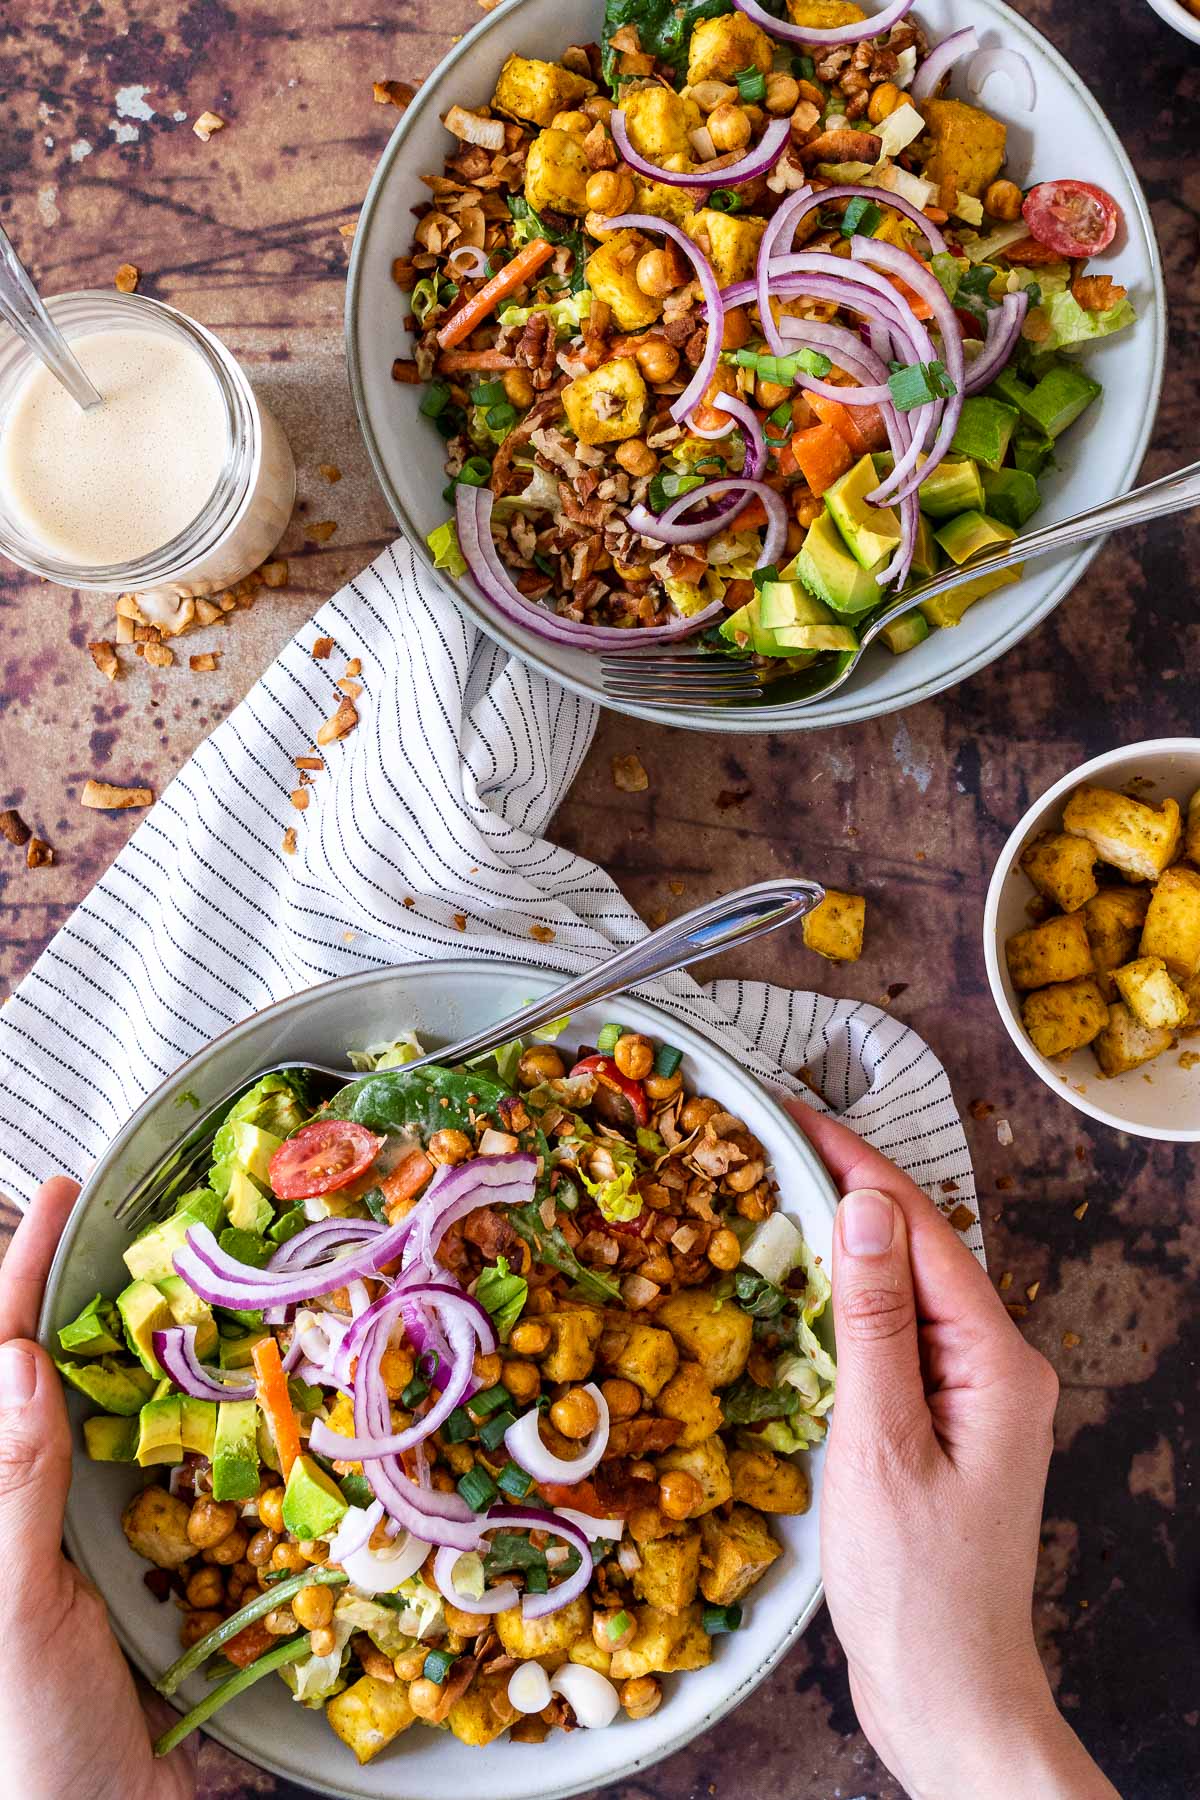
{"left": 1, "top": 1, "right": 1197, "bottom": 1795}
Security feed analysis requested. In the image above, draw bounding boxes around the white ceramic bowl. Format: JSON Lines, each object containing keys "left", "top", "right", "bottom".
{"left": 983, "top": 739, "right": 1200, "bottom": 1141}
{"left": 345, "top": 0, "right": 1165, "bottom": 734}
{"left": 1144, "top": 0, "right": 1200, "bottom": 49}
{"left": 38, "top": 960, "right": 838, "bottom": 1800}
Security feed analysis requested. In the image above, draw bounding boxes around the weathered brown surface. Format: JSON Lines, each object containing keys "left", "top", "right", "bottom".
{"left": 1, "top": 2, "right": 1198, "bottom": 1796}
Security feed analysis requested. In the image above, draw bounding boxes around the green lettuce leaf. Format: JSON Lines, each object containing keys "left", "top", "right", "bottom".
{"left": 1026, "top": 286, "right": 1136, "bottom": 356}
{"left": 475, "top": 1255, "right": 528, "bottom": 1341}
{"left": 426, "top": 520, "right": 467, "bottom": 579}
{"left": 579, "top": 1157, "right": 641, "bottom": 1225}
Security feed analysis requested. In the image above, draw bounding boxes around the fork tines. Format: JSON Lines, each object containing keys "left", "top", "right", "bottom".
{"left": 600, "top": 653, "right": 763, "bottom": 707}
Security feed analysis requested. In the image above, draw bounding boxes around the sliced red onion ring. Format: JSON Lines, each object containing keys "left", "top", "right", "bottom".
{"left": 911, "top": 25, "right": 978, "bottom": 100}
{"left": 433, "top": 1546, "right": 519, "bottom": 1615}
{"left": 268, "top": 1217, "right": 386, "bottom": 1273}
{"left": 967, "top": 45, "right": 1037, "bottom": 112}
{"left": 403, "top": 1152, "right": 538, "bottom": 1272}
{"left": 963, "top": 291, "right": 1028, "bottom": 395}
{"left": 455, "top": 485, "right": 722, "bottom": 650}
{"left": 327, "top": 1499, "right": 432, "bottom": 1593}
{"left": 687, "top": 392, "right": 766, "bottom": 482}
{"left": 733, "top": 0, "right": 915, "bottom": 51}
{"left": 628, "top": 477, "right": 787, "bottom": 567}
{"left": 311, "top": 1292, "right": 480, "bottom": 1459}
{"left": 504, "top": 1384, "right": 610, "bottom": 1485}
{"left": 151, "top": 1326, "right": 256, "bottom": 1403}
{"left": 551, "top": 1507, "right": 625, "bottom": 1543}
{"left": 174, "top": 1218, "right": 417, "bottom": 1309}
{"left": 611, "top": 110, "right": 790, "bottom": 190}
{"left": 447, "top": 244, "right": 490, "bottom": 279}
{"left": 777, "top": 315, "right": 892, "bottom": 383}
{"left": 401, "top": 1282, "right": 498, "bottom": 1356}
{"left": 605, "top": 213, "right": 723, "bottom": 426}
{"left": 625, "top": 392, "right": 768, "bottom": 541}
{"left": 479, "top": 1506, "right": 593, "bottom": 1620}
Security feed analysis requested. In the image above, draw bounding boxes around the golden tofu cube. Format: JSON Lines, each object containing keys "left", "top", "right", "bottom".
{"left": 599, "top": 1319, "right": 679, "bottom": 1397}
{"left": 657, "top": 1434, "right": 733, "bottom": 1514}
{"left": 496, "top": 1593, "right": 591, "bottom": 1663}
{"left": 657, "top": 1288, "right": 754, "bottom": 1387}
{"left": 655, "top": 1362, "right": 723, "bottom": 1447}
{"left": 1140, "top": 865, "right": 1200, "bottom": 980}
{"left": 802, "top": 889, "right": 866, "bottom": 963}
{"left": 1021, "top": 977, "right": 1109, "bottom": 1060}
{"left": 687, "top": 12, "right": 775, "bottom": 84}
{"left": 699, "top": 1504, "right": 782, "bottom": 1605}
{"left": 326, "top": 1675, "right": 415, "bottom": 1765}
{"left": 686, "top": 209, "right": 767, "bottom": 290}
{"left": 524, "top": 127, "right": 590, "bottom": 218}
{"left": 621, "top": 83, "right": 702, "bottom": 164}
{"left": 492, "top": 53, "right": 595, "bottom": 128}
{"left": 1186, "top": 789, "right": 1200, "bottom": 864}
{"left": 918, "top": 97, "right": 1008, "bottom": 199}
{"left": 562, "top": 356, "right": 648, "bottom": 446}
{"left": 1063, "top": 785, "right": 1182, "bottom": 883}
{"left": 1019, "top": 832, "right": 1099, "bottom": 914}
{"left": 1082, "top": 886, "right": 1149, "bottom": 997}
{"left": 1181, "top": 972, "right": 1200, "bottom": 1033}
{"left": 1005, "top": 911, "right": 1094, "bottom": 991}
{"left": 632, "top": 1528, "right": 702, "bottom": 1614}
{"left": 609, "top": 1603, "right": 713, "bottom": 1679}
{"left": 729, "top": 1446, "right": 812, "bottom": 1514}
{"left": 587, "top": 229, "right": 663, "bottom": 331}
{"left": 446, "top": 1670, "right": 518, "bottom": 1747}
{"left": 1113, "top": 957, "right": 1189, "bottom": 1032}
{"left": 538, "top": 1306, "right": 605, "bottom": 1382}
{"left": 1094, "top": 1002, "right": 1175, "bottom": 1077}
{"left": 631, "top": 175, "right": 697, "bottom": 229}
{"left": 785, "top": 0, "right": 866, "bottom": 27}
{"left": 569, "top": 1632, "right": 612, "bottom": 1674}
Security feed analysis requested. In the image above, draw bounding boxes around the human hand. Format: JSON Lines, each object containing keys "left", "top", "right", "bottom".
{"left": 0, "top": 1178, "right": 196, "bottom": 1800}
{"left": 786, "top": 1103, "right": 1119, "bottom": 1800}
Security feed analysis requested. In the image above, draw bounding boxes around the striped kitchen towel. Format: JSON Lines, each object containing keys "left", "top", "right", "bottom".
{"left": 0, "top": 538, "right": 978, "bottom": 1252}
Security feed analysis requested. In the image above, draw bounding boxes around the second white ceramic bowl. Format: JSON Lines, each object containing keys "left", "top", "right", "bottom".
{"left": 1144, "top": 0, "right": 1200, "bottom": 50}
{"left": 984, "top": 739, "right": 1200, "bottom": 1140}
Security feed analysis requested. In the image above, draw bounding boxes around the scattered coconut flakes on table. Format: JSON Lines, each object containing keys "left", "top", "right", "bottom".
{"left": 1074, "top": 1202, "right": 1089, "bottom": 1221}
{"left": 193, "top": 111, "right": 225, "bottom": 142}
{"left": 114, "top": 262, "right": 139, "bottom": 292}
{"left": 80, "top": 779, "right": 153, "bottom": 811}
{"left": 282, "top": 827, "right": 298, "bottom": 855}
{"left": 312, "top": 637, "right": 334, "bottom": 660}
{"left": 26, "top": 837, "right": 54, "bottom": 868}
{"left": 87, "top": 641, "right": 120, "bottom": 680}
{"left": 0, "top": 810, "right": 30, "bottom": 846}
{"left": 612, "top": 753, "right": 648, "bottom": 793}
{"left": 996, "top": 1118, "right": 1014, "bottom": 1147}
{"left": 305, "top": 520, "right": 338, "bottom": 543}
{"left": 319, "top": 464, "right": 342, "bottom": 483}
{"left": 189, "top": 652, "right": 219, "bottom": 672}
{"left": 373, "top": 80, "right": 415, "bottom": 108}
{"left": 1062, "top": 1331, "right": 1081, "bottom": 1349}
{"left": 530, "top": 924, "right": 555, "bottom": 943}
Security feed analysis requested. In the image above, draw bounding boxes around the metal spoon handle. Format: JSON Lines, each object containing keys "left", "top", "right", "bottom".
{"left": 380, "top": 876, "right": 826, "bottom": 1078}
{"left": 0, "top": 226, "right": 103, "bottom": 411}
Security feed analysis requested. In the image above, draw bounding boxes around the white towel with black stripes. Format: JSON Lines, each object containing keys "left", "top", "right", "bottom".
{"left": 0, "top": 540, "right": 978, "bottom": 1256}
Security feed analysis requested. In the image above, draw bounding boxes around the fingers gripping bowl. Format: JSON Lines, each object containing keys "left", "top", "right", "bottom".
{"left": 40, "top": 963, "right": 838, "bottom": 1800}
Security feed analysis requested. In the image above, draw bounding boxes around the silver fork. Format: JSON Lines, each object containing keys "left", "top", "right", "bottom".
{"left": 114, "top": 875, "right": 825, "bottom": 1233}
{"left": 599, "top": 649, "right": 763, "bottom": 708}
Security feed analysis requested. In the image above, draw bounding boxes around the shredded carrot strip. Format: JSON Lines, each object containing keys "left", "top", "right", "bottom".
{"left": 252, "top": 1337, "right": 301, "bottom": 1479}
{"left": 435, "top": 240, "right": 557, "bottom": 350}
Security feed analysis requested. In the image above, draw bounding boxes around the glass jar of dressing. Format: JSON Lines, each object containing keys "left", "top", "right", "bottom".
{"left": 0, "top": 290, "right": 295, "bottom": 628}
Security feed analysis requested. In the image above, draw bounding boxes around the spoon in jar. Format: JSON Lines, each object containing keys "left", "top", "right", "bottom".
{"left": 0, "top": 224, "right": 103, "bottom": 410}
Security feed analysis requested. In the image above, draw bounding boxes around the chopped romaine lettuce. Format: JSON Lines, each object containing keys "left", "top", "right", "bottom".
{"left": 580, "top": 1157, "right": 641, "bottom": 1225}
{"left": 334, "top": 1594, "right": 414, "bottom": 1656}
{"left": 347, "top": 1034, "right": 423, "bottom": 1073}
{"left": 475, "top": 1255, "right": 528, "bottom": 1341}
{"left": 499, "top": 289, "right": 592, "bottom": 336}
{"left": 426, "top": 519, "right": 467, "bottom": 579}
{"left": 1025, "top": 286, "right": 1136, "bottom": 355}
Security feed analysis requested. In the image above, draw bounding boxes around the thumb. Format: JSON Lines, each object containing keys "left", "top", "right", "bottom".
{"left": 830, "top": 1189, "right": 927, "bottom": 1442}
{"left": 0, "top": 1340, "right": 73, "bottom": 1571}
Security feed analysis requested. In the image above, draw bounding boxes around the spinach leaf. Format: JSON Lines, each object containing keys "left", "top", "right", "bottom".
{"left": 326, "top": 1064, "right": 511, "bottom": 1138}
{"left": 509, "top": 1202, "right": 621, "bottom": 1304}
{"left": 505, "top": 197, "right": 587, "bottom": 294}
{"left": 484, "top": 1531, "right": 581, "bottom": 1580}
{"left": 720, "top": 1378, "right": 802, "bottom": 1426}
{"left": 733, "top": 1269, "right": 789, "bottom": 1321}
{"left": 601, "top": 0, "right": 734, "bottom": 90}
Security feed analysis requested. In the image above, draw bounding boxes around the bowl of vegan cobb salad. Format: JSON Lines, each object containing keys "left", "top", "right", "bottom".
{"left": 346, "top": 0, "right": 1163, "bottom": 732}
{"left": 42, "top": 961, "right": 838, "bottom": 1800}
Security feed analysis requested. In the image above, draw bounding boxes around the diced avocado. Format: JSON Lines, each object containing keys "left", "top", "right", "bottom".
{"left": 987, "top": 366, "right": 1036, "bottom": 423}
{"left": 136, "top": 1393, "right": 183, "bottom": 1466}
{"left": 269, "top": 1204, "right": 308, "bottom": 1246}
{"left": 934, "top": 510, "right": 1016, "bottom": 566}
{"left": 56, "top": 1355, "right": 155, "bottom": 1415}
{"left": 910, "top": 512, "right": 939, "bottom": 580}
{"left": 718, "top": 601, "right": 753, "bottom": 650}
{"left": 824, "top": 455, "right": 902, "bottom": 570}
{"left": 950, "top": 396, "right": 1019, "bottom": 472}
{"left": 880, "top": 611, "right": 930, "bottom": 654}
{"left": 212, "top": 1399, "right": 260, "bottom": 1502}
{"left": 917, "top": 457, "right": 984, "bottom": 520}
{"left": 218, "top": 1226, "right": 273, "bottom": 1269}
{"left": 83, "top": 1414, "right": 139, "bottom": 1462}
{"left": 282, "top": 1453, "right": 350, "bottom": 1539}
{"left": 981, "top": 467, "right": 1041, "bottom": 530}
{"left": 226, "top": 1165, "right": 275, "bottom": 1234}
{"left": 795, "top": 510, "right": 887, "bottom": 620}
{"left": 1012, "top": 431, "right": 1054, "bottom": 477}
{"left": 919, "top": 562, "right": 1022, "bottom": 628}
{"left": 116, "top": 1278, "right": 173, "bottom": 1378}
{"left": 258, "top": 1412, "right": 282, "bottom": 1475}
{"left": 769, "top": 621, "right": 859, "bottom": 652}
{"left": 157, "top": 1274, "right": 218, "bottom": 1359}
{"left": 181, "top": 1396, "right": 218, "bottom": 1458}
{"left": 214, "top": 1122, "right": 281, "bottom": 1195}
{"left": 871, "top": 450, "right": 895, "bottom": 484}
{"left": 219, "top": 1329, "right": 269, "bottom": 1369}
{"left": 1021, "top": 363, "right": 1102, "bottom": 439}
{"left": 123, "top": 1187, "right": 224, "bottom": 1284}
{"left": 57, "top": 1293, "right": 124, "bottom": 1358}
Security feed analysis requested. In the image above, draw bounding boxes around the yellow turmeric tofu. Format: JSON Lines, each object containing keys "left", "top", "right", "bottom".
{"left": 656, "top": 1361, "right": 723, "bottom": 1447}
{"left": 1093, "top": 1002, "right": 1175, "bottom": 1077}
{"left": 492, "top": 53, "right": 595, "bottom": 128}
{"left": 657, "top": 1288, "right": 753, "bottom": 1387}
{"left": 1005, "top": 911, "right": 1094, "bottom": 991}
{"left": 620, "top": 83, "right": 701, "bottom": 165}
{"left": 562, "top": 357, "right": 648, "bottom": 445}
{"left": 538, "top": 1306, "right": 606, "bottom": 1381}
{"left": 446, "top": 1671, "right": 518, "bottom": 1747}
{"left": 609, "top": 1603, "right": 713, "bottom": 1679}
{"left": 1082, "top": 886, "right": 1149, "bottom": 997}
{"left": 699, "top": 1504, "right": 782, "bottom": 1605}
{"left": 569, "top": 1632, "right": 612, "bottom": 1674}
{"left": 687, "top": 12, "right": 775, "bottom": 84}
{"left": 1019, "top": 832, "right": 1099, "bottom": 915}
{"left": 1113, "top": 957, "right": 1190, "bottom": 1032}
{"left": 496, "top": 1593, "right": 591, "bottom": 1663}
{"left": 785, "top": 0, "right": 866, "bottom": 27}
{"left": 802, "top": 889, "right": 866, "bottom": 963}
{"left": 632, "top": 1527, "right": 702, "bottom": 1613}
{"left": 1021, "top": 977, "right": 1110, "bottom": 1060}
{"left": 1181, "top": 972, "right": 1200, "bottom": 1033}
{"left": 326, "top": 1675, "right": 415, "bottom": 1765}
{"left": 918, "top": 97, "right": 1007, "bottom": 199}
{"left": 598, "top": 1318, "right": 679, "bottom": 1397}
{"left": 524, "top": 128, "right": 590, "bottom": 217}
{"left": 728, "top": 1446, "right": 811, "bottom": 1513}
{"left": 657, "top": 1434, "right": 733, "bottom": 1514}
{"left": 686, "top": 209, "right": 767, "bottom": 290}
{"left": 1063, "top": 786, "right": 1182, "bottom": 882}
{"left": 587, "top": 229, "right": 663, "bottom": 331}
{"left": 1186, "top": 790, "right": 1200, "bottom": 864}
{"left": 1140, "top": 865, "right": 1200, "bottom": 980}
{"left": 631, "top": 174, "right": 697, "bottom": 229}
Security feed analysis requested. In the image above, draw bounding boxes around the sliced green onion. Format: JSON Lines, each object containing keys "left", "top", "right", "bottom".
{"left": 470, "top": 380, "right": 507, "bottom": 406}
{"left": 648, "top": 469, "right": 704, "bottom": 514}
{"left": 155, "top": 1566, "right": 348, "bottom": 1698}
{"left": 958, "top": 263, "right": 999, "bottom": 299}
{"left": 411, "top": 277, "right": 440, "bottom": 324}
{"left": 767, "top": 400, "right": 793, "bottom": 433}
{"left": 439, "top": 279, "right": 459, "bottom": 304}
{"left": 479, "top": 1407, "right": 516, "bottom": 1451}
{"left": 887, "top": 360, "right": 957, "bottom": 412}
{"left": 709, "top": 188, "right": 742, "bottom": 214}
{"left": 533, "top": 551, "right": 556, "bottom": 577}
{"left": 752, "top": 563, "right": 779, "bottom": 592}
{"left": 486, "top": 401, "right": 518, "bottom": 433}
{"left": 596, "top": 1022, "right": 625, "bottom": 1053}
{"left": 457, "top": 455, "right": 492, "bottom": 487}
{"left": 154, "top": 1635, "right": 309, "bottom": 1757}
{"left": 734, "top": 346, "right": 832, "bottom": 384}
{"left": 606, "top": 1609, "right": 633, "bottom": 1643}
{"left": 457, "top": 1465, "right": 499, "bottom": 1511}
{"left": 840, "top": 196, "right": 883, "bottom": 239}
{"left": 497, "top": 1459, "right": 535, "bottom": 1500}
{"left": 423, "top": 1646, "right": 458, "bottom": 1685}
{"left": 734, "top": 65, "right": 766, "bottom": 104}
{"left": 468, "top": 1383, "right": 512, "bottom": 1420}
{"left": 434, "top": 406, "right": 465, "bottom": 441}
{"left": 653, "top": 1043, "right": 683, "bottom": 1078}
{"left": 444, "top": 1405, "right": 476, "bottom": 1443}
{"left": 702, "top": 1602, "right": 744, "bottom": 1635}
{"left": 420, "top": 381, "right": 451, "bottom": 419}
{"left": 401, "top": 1370, "right": 431, "bottom": 1409}
{"left": 792, "top": 53, "right": 816, "bottom": 79}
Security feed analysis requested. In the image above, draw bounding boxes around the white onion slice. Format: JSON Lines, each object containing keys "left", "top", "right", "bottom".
{"left": 550, "top": 1664, "right": 621, "bottom": 1728}
{"left": 967, "top": 45, "right": 1037, "bottom": 112}
{"left": 508, "top": 1661, "right": 553, "bottom": 1714}
{"left": 433, "top": 1546, "right": 519, "bottom": 1615}
{"left": 327, "top": 1500, "right": 432, "bottom": 1594}
{"left": 553, "top": 1507, "right": 625, "bottom": 1543}
{"left": 504, "top": 1384, "right": 610, "bottom": 1485}
{"left": 911, "top": 25, "right": 978, "bottom": 100}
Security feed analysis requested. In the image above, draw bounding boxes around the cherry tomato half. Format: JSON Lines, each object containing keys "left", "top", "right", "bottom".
{"left": 1021, "top": 180, "right": 1119, "bottom": 260}
{"left": 569, "top": 1053, "right": 650, "bottom": 1128}
{"left": 954, "top": 306, "right": 985, "bottom": 342}
{"left": 269, "top": 1120, "right": 384, "bottom": 1199}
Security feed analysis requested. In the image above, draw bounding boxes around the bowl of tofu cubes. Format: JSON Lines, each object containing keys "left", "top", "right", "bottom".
{"left": 984, "top": 739, "right": 1200, "bottom": 1140}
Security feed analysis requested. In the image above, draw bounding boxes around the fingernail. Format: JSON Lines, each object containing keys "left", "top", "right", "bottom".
{"left": 0, "top": 1345, "right": 36, "bottom": 1408}
{"left": 840, "top": 1188, "right": 895, "bottom": 1257}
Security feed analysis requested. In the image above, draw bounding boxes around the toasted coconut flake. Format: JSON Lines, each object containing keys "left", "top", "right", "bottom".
{"left": 1073, "top": 1202, "right": 1089, "bottom": 1221}
{"left": 316, "top": 697, "right": 358, "bottom": 746}
{"left": 305, "top": 521, "right": 337, "bottom": 544}
{"left": 189, "top": 652, "right": 219, "bottom": 672}
{"left": 26, "top": 837, "right": 54, "bottom": 868}
{"left": 453, "top": 913, "right": 467, "bottom": 932}
{"left": 88, "top": 640, "right": 120, "bottom": 681}
{"left": 114, "top": 262, "right": 140, "bottom": 293}
{"left": 621, "top": 1273, "right": 660, "bottom": 1310}
{"left": 290, "top": 789, "right": 310, "bottom": 811}
{"left": 1062, "top": 1331, "right": 1081, "bottom": 1349}
{"left": 338, "top": 220, "right": 358, "bottom": 240}
{"left": 319, "top": 463, "right": 342, "bottom": 484}
{"left": 443, "top": 105, "right": 506, "bottom": 152}
{"left": 143, "top": 641, "right": 174, "bottom": 668}
{"left": 193, "top": 596, "right": 225, "bottom": 626}
{"left": 947, "top": 1204, "right": 976, "bottom": 1234}
{"left": 295, "top": 755, "right": 324, "bottom": 771}
{"left": 998, "top": 1272, "right": 1012, "bottom": 1292}
{"left": 312, "top": 636, "right": 334, "bottom": 660}
{"left": 0, "top": 809, "right": 31, "bottom": 847}
{"left": 344, "top": 657, "right": 362, "bottom": 678}
{"left": 282, "top": 827, "right": 298, "bottom": 855}
{"left": 1025, "top": 1282, "right": 1040, "bottom": 1303}
{"left": 996, "top": 1118, "right": 1014, "bottom": 1147}
{"left": 336, "top": 677, "right": 363, "bottom": 698}
{"left": 391, "top": 359, "right": 422, "bottom": 384}
{"left": 80, "top": 779, "right": 153, "bottom": 811}
{"left": 116, "top": 593, "right": 147, "bottom": 623}
{"left": 115, "top": 616, "right": 135, "bottom": 644}
{"left": 374, "top": 80, "right": 416, "bottom": 109}
{"left": 530, "top": 923, "right": 555, "bottom": 943}
{"left": 612, "top": 753, "right": 648, "bottom": 793}
{"left": 260, "top": 558, "right": 289, "bottom": 589}
{"left": 193, "top": 110, "right": 225, "bottom": 142}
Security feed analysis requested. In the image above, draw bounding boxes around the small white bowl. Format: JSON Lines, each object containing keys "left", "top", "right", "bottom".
{"left": 984, "top": 739, "right": 1200, "bottom": 1141}
{"left": 1144, "top": 0, "right": 1200, "bottom": 49}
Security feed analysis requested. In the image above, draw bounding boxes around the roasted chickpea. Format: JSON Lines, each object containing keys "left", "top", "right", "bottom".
{"left": 550, "top": 1385, "right": 601, "bottom": 1440}
{"left": 867, "top": 81, "right": 903, "bottom": 124}
{"left": 186, "top": 1497, "right": 239, "bottom": 1549}
{"left": 552, "top": 109, "right": 591, "bottom": 135}
{"left": 736, "top": 1183, "right": 775, "bottom": 1223}
{"left": 270, "top": 1542, "right": 308, "bottom": 1574}
{"left": 613, "top": 1031, "right": 654, "bottom": 1080}
{"left": 517, "top": 1043, "right": 566, "bottom": 1087}
{"left": 593, "top": 1607, "right": 638, "bottom": 1652}
{"left": 298, "top": 1539, "right": 329, "bottom": 1564}
{"left": 635, "top": 248, "right": 682, "bottom": 299}
{"left": 629, "top": 1459, "right": 658, "bottom": 1484}
{"left": 502, "top": 367, "right": 535, "bottom": 409}
{"left": 680, "top": 1094, "right": 719, "bottom": 1133}
{"left": 181, "top": 1610, "right": 223, "bottom": 1649}
{"left": 707, "top": 1226, "right": 742, "bottom": 1271}
{"left": 428, "top": 1127, "right": 472, "bottom": 1165}
{"left": 257, "top": 1486, "right": 285, "bottom": 1534}
{"left": 408, "top": 1677, "right": 445, "bottom": 1721}
{"left": 472, "top": 1349, "right": 503, "bottom": 1388}
{"left": 765, "top": 72, "right": 800, "bottom": 116}
{"left": 641, "top": 1252, "right": 674, "bottom": 1286}
{"left": 509, "top": 1318, "right": 552, "bottom": 1357}
{"left": 620, "top": 1674, "right": 663, "bottom": 1720}
{"left": 721, "top": 306, "right": 752, "bottom": 350}
{"left": 394, "top": 1646, "right": 428, "bottom": 1681}
{"left": 792, "top": 488, "right": 822, "bottom": 528}
{"left": 600, "top": 1377, "right": 642, "bottom": 1421}
{"left": 633, "top": 337, "right": 680, "bottom": 386}
{"left": 726, "top": 1158, "right": 765, "bottom": 1194}
{"left": 293, "top": 1583, "right": 335, "bottom": 1630}
{"left": 432, "top": 1469, "right": 458, "bottom": 1493}
{"left": 691, "top": 77, "right": 736, "bottom": 112}
{"left": 984, "top": 178, "right": 1024, "bottom": 222}
{"left": 615, "top": 437, "right": 658, "bottom": 478}
{"left": 658, "top": 1468, "right": 705, "bottom": 1521}
{"left": 582, "top": 94, "right": 614, "bottom": 122}
{"left": 309, "top": 1625, "right": 337, "bottom": 1658}
{"left": 708, "top": 102, "right": 752, "bottom": 153}
{"left": 585, "top": 168, "right": 635, "bottom": 216}
{"left": 358, "top": 1639, "right": 398, "bottom": 1681}
{"left": 208, "top": 1526, "right": 249, "bottom": 1566}
{"left": 644, "top": 1069, "right": 683, "bottom": 1101}
{"left": 444, "top": 1440, "right": 475, "bottom": 1475}
{"left": 381, "top": 1344, "right": 416, "bottom": 1393}
{"left": 501, "top": 1358, "right": 542, "bottom": 1405}
{"left": 185, "top": 1566, "right": 224, "bottom": 1610}
{"left": 265, "top": 1605, "right": 299, "bottom": 1636}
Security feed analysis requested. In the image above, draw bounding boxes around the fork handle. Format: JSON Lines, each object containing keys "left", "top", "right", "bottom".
{"left": 373, "top": 877, "right": 826, "bottom": 1077}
